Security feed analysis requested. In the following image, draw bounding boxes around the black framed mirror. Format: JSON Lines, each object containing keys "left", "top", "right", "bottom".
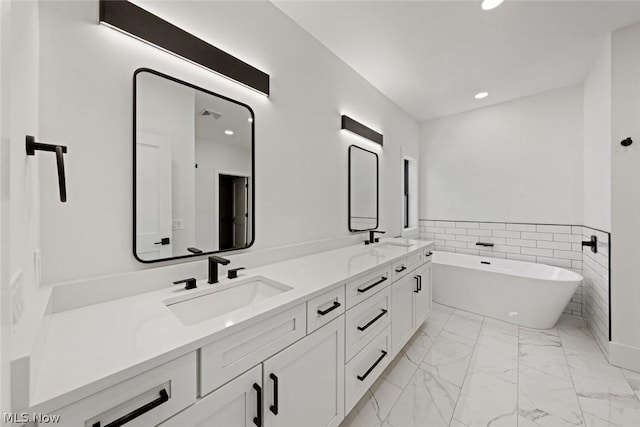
{"left": 134, "top": 68, "right": 255, "bottom": 263}
{"left": 348, "top": 145, "right": 379, "bottom": 231}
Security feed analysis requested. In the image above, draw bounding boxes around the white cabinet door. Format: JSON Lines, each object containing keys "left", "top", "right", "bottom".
{"left": 391, "top": 273, "right": 416, "bottom": 356}
{"left": 263, "top": 316, "right": 345, "bottom": 427}
{"left": 160, "top": 365, "right": 262, "bottom": 427}
{"left": 413, "top": 262, "right": 432, "bottom": 328}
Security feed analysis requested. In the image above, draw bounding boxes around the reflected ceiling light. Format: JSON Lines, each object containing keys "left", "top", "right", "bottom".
{"left": 225, "top": 130, "right": 234, "bottom": 135}
{"left": 474, "top": 92, "right": 489, "bottom": 99}
{"left": 482, "top": 0, "right": 504, "bottom": 10}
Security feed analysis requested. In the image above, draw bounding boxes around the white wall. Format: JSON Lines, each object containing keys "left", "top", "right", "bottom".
{"left": 610, "top": 20, "right": 640, "bottom": 367}
{"left": 420, "top": 85, "right": 584, "bottom": 225}
{"left": 36, "top": 1, "right": 419, "bottom": 285}
{"left": 583, "top": 37, "right": 611, "bottom": 232}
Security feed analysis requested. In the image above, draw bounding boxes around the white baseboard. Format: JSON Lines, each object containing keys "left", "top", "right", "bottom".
{"left": 609, "top": 341, "right": 640, "bottom": 372}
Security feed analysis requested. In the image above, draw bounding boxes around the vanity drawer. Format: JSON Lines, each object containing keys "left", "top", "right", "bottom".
{"left": 55, "top": 352, "right": 196, "bottom": 427}
{"left": 345, "top": 326, "right": 391, "bottom": 412}
{"left": 407, "top": 251, "right": 424, "bottom": 270}
{"left": 345, "top": 287, "right": 391, "bottom": 361}
{"left": 200, "top": 304, "right": 306, "bottom": 397}
{"left": 391, "top": 257, "right": 409, "bottom": 281}
{"left": 307, "top": 285, "right": 346, "bottom": 334}
{"left": 345, "top": 265, "right": 391, "bottom": 308}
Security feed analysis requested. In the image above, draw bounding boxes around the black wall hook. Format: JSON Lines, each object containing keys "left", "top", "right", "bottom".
{"left": 621, "top": 137, "right": 633, "bottom": 147}
{"left": 25, "top": 135, "right": 68, "bottom": 202}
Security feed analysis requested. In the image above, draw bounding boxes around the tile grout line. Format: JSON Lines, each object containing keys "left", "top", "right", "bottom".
{"left": 448, "top": 315, "right": 486, "bottom": 426}
{"left": 381, "top": 307, "right": 455, "bottom": 427}
{"left": 556, "top": 326, "right": 588, "bottom": 426}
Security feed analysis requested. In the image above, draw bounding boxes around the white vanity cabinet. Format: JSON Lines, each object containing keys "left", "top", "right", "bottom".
{"left": 413, "top": 262, "right": 432, "bottom": 327}
{"left": 391, "top": 260, "right": 432, "bottom": 356}
{"left": 262, "top": 315, "right": 344, "bottom": 427}
{"left": 159, "top": 365, "right": 262, "bottom": 427}
{"left": 163, "top": 316, "right": 344, "bottom": 427}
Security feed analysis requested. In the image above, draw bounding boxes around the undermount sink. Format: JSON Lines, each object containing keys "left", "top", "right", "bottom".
{"left": 165, "top": 276, "right": 292, "bottom": 326}
{"left": 375, "top": 241, "right": 413, "bottom": 248}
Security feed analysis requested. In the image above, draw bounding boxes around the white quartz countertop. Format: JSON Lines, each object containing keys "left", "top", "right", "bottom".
{"left": 30, "top": 238, "right": 433, "bottom": 413}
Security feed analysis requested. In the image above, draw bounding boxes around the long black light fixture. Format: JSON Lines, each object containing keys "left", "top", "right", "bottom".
{"left": 341, "top": 115, "right": 383, "bottom": 146}
{"left": 99, "top": 0, "right": 270, "bottom": 96}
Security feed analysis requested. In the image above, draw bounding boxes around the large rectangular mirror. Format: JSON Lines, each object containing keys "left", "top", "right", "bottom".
{"left": 134, "top": 68, "right": 254, "bottom": 262}
{"left": 348, "top": 145, "right": 378, "bottom": 231}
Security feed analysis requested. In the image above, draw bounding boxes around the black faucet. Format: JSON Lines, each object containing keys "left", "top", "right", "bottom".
{"left": 365, "top": 230, "right": 386, "bottom": 245}
{"left": 208, "top": 255, "right": 230, "bottom": 284}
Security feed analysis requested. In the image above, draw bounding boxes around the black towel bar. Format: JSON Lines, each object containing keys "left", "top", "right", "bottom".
{"left": 26, "top": 135, "right": 68, "bottom": 202}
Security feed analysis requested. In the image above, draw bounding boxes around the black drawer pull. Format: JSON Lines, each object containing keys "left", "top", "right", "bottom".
{"left": 317, "top": 301, "right": 341, "bottom": 316}
{"left": 426, "top": 251, "right": 433, "bottom": 256}
{"left": 357, "top": 276, "right": 387, "bottom": 293}
{"left": 395, "top": 266, "right": 407, "bottom": 273}
{"left": 92, "top": 389, "right": 169, "bottom": 427}
{"left": 414, "top": 276, "right": 420, "bottom": 293}
{"left": 357, "top": 350, "right": 388, "bottom": 381}
{"left": 253, "top": 383, "right": 262, "bottom": 427}
{"left": 269, "top": 373, "right": 279, "bottom": 415}
{"left": 418, "top": 274, "right": 422, "bottom": 292}
{"left": 357, "top": 309, "right": 388, "bottom": 331}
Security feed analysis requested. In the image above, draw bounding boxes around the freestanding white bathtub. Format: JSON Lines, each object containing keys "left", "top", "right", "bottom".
{"left": 433, "top": 251, "right": 583, "bottom": 329}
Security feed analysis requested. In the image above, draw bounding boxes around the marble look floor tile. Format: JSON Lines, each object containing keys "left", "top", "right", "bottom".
{"left": 451, "top": 320, "right": 519, "bottom": 427}
{"left": 518, "top": 326, "right": 585, "bottom": 426}
{"left": 344, "top": 310, "right": 640, "bottom": 427}
{"left": 386, "top": 366, "right": 460, "bottom": 427}
{"left": 622, "top": 369, "right": 640, "bottom": 400}
{"left": 518, "top": 365, "right": 585, "bottom": 426}
{"left": 421, "top": 330, "right": 477, "bottom": 388}
{"left": 442, "top": 310, "right": 483, "bottom": 342}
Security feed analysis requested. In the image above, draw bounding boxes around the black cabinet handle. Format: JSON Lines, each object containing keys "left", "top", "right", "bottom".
{"left": 357, "top": 309, "right": 388, "bottom": 331}
{"left": 252, "top": 383, "right": 262, "bottom": 427}
{"left": 414, "top": 276, "right": 420, "bottom": 293}
{"left": 418, "top": 275, "right": 422, "bottom": 292}
{"left": 426, "top": 251, "right": 433, "bottom": 257}
{"left": 395, "top": 266, "right": 407, "bottom": 273}
{"left": 269, "top": 373, "right": 279, "bottom": 415}
{"left": 92, "top": 389, "right": 169, "bottom": 427}
{"left": 357, "top": 350, "right": 388, "bottom": 381}
{"left": 317, "top": 301, "right": 341, "bottom": 316}
{"left": 357, "top": 276, "right": 387, "bottom": 293}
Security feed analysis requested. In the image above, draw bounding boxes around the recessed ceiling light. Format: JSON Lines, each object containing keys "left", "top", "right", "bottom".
{"left": 224, "top": 130, "right": 234, "bottom": 135}
{"left": 481, "top": 0, "right": 504, "bottom": 11}
{"left": 475, "top": 92, "right": 489, "bottom": 99}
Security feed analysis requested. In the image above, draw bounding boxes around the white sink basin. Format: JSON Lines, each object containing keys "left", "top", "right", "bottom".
{"left": 375, "top": 241, "right": 413, "bottom": 248}
{"left": 165, "top": 276, "right": 292, "bottom": 326}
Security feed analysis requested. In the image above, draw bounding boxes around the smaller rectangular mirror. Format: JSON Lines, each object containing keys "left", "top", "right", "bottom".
{"left": 348, "top": 145, "right": 379, "bottom": 231}
{"left": 134, "top": 68, "right": 254, "bottom": 263}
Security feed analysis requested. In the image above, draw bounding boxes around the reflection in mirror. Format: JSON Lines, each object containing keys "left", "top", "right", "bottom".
{"left": 134, "top": 69, "right": 254, "bottom": 262}
{"left": 349, "top": 145, "right": 378, "bottom": 231}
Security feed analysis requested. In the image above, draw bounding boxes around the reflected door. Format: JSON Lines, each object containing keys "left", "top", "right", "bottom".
{"left": 136, "top": 132, "right": 173, "bottom": 259}
{"left": 233, "top": 177, "right": 248, "bottom": 247}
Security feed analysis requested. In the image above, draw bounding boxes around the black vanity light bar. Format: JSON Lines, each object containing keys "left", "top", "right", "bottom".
{"left": 99, "top": 0, "right": 270, "bottom": 96}
{"left": 341, "top": 115, "right": 383, "bottom": 146}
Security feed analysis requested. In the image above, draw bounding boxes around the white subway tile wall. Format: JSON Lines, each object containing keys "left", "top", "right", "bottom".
{"left": 350, "top": 216, "right": 377, "bottom": 231}
{"left": 419, "top": 220, "right": 590, "bottom": 317}
{"left": 582, "top": 226, "right": 610, "bottom": 358}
